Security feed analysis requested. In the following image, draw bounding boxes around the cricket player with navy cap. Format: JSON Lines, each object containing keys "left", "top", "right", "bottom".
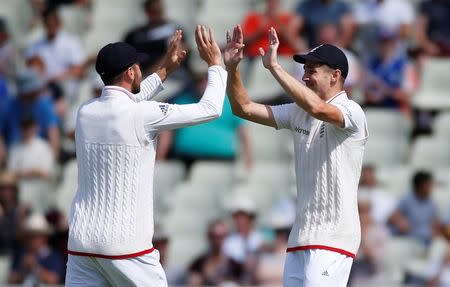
{"left": 224, "top": 25, "right": 368, "bottom": 287}
{"left": 65, "top": 26, "right": 227, "bottom": 287}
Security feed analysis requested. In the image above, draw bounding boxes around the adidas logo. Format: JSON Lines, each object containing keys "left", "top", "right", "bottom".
{"left": 321, "top": 270, "right": 329, "bottom": 277}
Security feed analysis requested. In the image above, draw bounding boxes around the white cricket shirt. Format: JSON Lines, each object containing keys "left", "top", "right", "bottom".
{"left": 271, "top": 91, "right": 368, "bottom": 258}
{"left": 68, "top": 65, "right": 227, "bottom": 258}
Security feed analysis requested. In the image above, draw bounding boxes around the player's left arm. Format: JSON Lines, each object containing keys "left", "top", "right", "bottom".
{"left": 260, "top": 28, "right": 344, "bottom": 127}
{"left": 134, "top": 29, "right": 187, "bottom": 102}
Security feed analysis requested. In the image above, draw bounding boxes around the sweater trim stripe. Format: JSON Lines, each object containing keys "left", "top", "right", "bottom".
{"left": 286, "top": 245, "right": 356, "bottom": 258}
{"left": 67, "top": 247, "right": 155, "bottom": 259}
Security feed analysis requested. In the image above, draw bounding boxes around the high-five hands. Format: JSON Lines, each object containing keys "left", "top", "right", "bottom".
{"left": 160, "top": 29, "right": 188, "bottom": 75}
{"left": 259, "top": 27, "right": 280, "bottom": 70}
{"left": 224, "top": 25, "right": 245, "bottom": 71}
{"left": 195, "top": 25, "right": 222, "bottom": 67}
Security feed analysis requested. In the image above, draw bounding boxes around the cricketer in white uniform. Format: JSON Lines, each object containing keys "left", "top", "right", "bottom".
{"left": 224, "top": 26, "right": 368, "bottom": 287}
{"left": 65, "top": 26, "right": 226, "bottom": 287}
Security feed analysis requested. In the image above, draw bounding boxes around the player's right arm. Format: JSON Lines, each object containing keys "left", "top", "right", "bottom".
{"left": 134, "top": 30, "right": 188, "bottom": 102}
{"left": 138, "top": 26, "right": 227, "bottom": 133}
{"left": 225, "top": 25, "right": 277, "bottom": 128}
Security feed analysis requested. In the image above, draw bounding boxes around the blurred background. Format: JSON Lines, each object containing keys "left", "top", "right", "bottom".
{"left": 0, "top": 0, "right": 449, "bottom": 286}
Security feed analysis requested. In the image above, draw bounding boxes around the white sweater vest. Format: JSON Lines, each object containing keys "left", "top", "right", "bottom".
{"left": 68, "top": 66, "right": 227, "bottom": 257}
{"left": 287, "top": 105, "right": 367, "bottom": 256}
{"left": 69, "top": 92, "right": 157, "bottom": 256}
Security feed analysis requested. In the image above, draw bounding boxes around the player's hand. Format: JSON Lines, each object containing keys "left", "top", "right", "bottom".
{"left": 259, "top": 27, "right": 280, "bottom": 70}
{"left": 161, "top": 30, "right": 188, "bottom": 75}
{"left": 195, "top": 25, "right": 222, "bottom": 67}
{"left": 224, "top": 25, "right": 245, "bottom": 71}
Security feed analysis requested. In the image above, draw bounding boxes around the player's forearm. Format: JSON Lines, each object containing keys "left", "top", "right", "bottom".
{"left": 197, "top": 65, "right": 228, "bottom": 117}
{"left": 134, "top": 73, "right": 164, "bottom": 102}
{"left": 226, "top": 68, "right": 253, "bottom": 118}
{"left": 269, "top": 64, "right": 325, "bottom": 115}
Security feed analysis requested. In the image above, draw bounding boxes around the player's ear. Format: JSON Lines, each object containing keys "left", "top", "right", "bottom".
{"left": 331, "top": 69, "right": 341, "bottom": 84}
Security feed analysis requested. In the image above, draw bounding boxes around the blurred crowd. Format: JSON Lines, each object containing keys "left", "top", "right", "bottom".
{"left": 0, "top": 0, "right": 449, "bottom": 286}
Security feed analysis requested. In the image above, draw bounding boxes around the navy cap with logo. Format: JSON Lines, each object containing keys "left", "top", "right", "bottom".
{"left": 293, "top": 44, "right": 349, "bottom": 79}
{"left": 95, "top": 42, "right": 149, "bottom": 81}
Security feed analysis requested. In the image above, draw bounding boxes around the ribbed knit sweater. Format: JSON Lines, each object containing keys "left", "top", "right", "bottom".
{"left": 271, "top": 92, "right": 368, "bottom": 257}
{"left": 68, "top": 66, "right": 227, "bottom": 257}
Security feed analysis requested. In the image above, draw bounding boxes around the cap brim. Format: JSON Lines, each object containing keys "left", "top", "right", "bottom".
{"left": 293, "top": 54, "right": 325, "bottom": 64}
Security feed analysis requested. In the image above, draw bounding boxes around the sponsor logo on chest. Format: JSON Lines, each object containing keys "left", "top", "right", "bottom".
{"left": 294, "top": 126, "right": 310, "bottom": 135}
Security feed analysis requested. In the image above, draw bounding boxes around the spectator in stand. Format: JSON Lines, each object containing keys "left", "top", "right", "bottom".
{"left": 0, "top": 17, "right": 17, "bottom": 79}
{"left": 388, "top": 171, "right": 441, "bottom": 247}
{"left": 288, "top": 0, "right": 355, "bottom": 49}
{"left": 26, "top": 6, "right": 85, "bottom": 84}
{"left": 7, "top": 116, "right": 55, "bottom": 212}
{"left": 255, "top": 208, "right": 292, "bottom": 285}
{"left": 353, "top": 0, "right": 414, "bottom": 39}
{"left": 156, "top": 72, "right": 252, "bottom": 171}
{"left": 223, "top": 196, "right": 264, "bottom": 284}
{"left": 352, "top": 0, "right": 414, "bottom": 62}
{"left": 316, "top": 23, "right": 362, "bottom": 95}
{"left": 124, "top": 0, "right": 189, "bottom": 76}
{"left": 0, "top": 171, "right": 29, "bottom": 255}
{"left": 358, "top": 165, "right": 397, "bottom": 225}
{"left": 3, "top": 68, "right": 60, "bottom": 158}
{"left": 25, "top": 6, "right": 86, "bottom": 105}
{"left": 187, "top": 219, "right": 242, "bottom": 286}
{"left": 364, "top": 29, "right": 411, "bottom": 113}
{"left": 8, "top": 213, "right": 65, "bottom": 285}
{"left": 349, "top": 193, "right": 389, "bottom": 285}
{"left": 242, "top": 0, "right": 300, "bottom": 60}
{"left": 7, "top": 116, "right": 55, "bottom": 181}
{"left": 416, "top": 0, "right": 450, "bottom": 57}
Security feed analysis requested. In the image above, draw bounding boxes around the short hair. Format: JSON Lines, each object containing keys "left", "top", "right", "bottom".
{"left": 413, "top": 170, "right": 432, "bottom": 191}
{"left": 20, "top": 115, "right": 36, "bottom": 129}
{"left": 42, "top": 6, "right": 59, "bottom": 22}
{"left": 143, "top": 0, "right": 161, "bottom": 10}
{"left": 101, "top": 70, "right": 126, "bottom": 86}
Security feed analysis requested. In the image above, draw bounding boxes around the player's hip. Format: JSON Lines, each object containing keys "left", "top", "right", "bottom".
{"left": 66, "top": 250, "right": 167, "bottom": 287}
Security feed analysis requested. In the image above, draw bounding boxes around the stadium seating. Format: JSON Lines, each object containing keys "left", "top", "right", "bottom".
{"left": 0, "top": 255, "right": 9, "bottom": 284}
{"left": 412, "top": 58, "right": 450, "bottom": 110}
{"left": 382, "top": 237, "right": 426, "bottom": 284}
{"left": 245, "top": 121, "right": 292, "bottom": 163}
{"left": 56, "top": 159, "right": 78, "bottom": 215}
{"left": 153, "top": 160, "right": 186, "bottom": 218}
{"left": 433, "top": 112, "right": 450, "bottom": 139}
{"left": 410, "top": 136, "right": 450, "bottom": 169}
{"left": 363, "top": 137, "right": 409, "bottom": 167}
{"left": 365, "top": 108, "right": 412, "bottom": 140}
{"left": 375, "top": 165, "right": 413, "bottom": 196}
{"left": 196, "top": 0, "right": 250, "bottom": 47}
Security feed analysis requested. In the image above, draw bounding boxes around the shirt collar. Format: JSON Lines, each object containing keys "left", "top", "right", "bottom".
{"left": 326, "top": 90, "right": 347, "bottom": 103}
{"left": 102, "top": 85, "right": 136, "bottom": 102}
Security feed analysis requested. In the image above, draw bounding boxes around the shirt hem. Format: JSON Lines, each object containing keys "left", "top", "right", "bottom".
{"left": 286, "top": 245, "right": 356, "bottom": 258}
{"left": 67, "top": 247, "right": 155, "bottom": 259}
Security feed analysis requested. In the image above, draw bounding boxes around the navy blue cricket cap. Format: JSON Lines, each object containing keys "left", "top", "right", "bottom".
{"left": 293, "top": 44, "right": 348, "bottom": 79}
{"left": 95, "top": 42, "right": 149, "bottom": 80}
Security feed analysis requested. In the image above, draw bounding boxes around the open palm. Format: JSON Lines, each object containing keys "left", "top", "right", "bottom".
{"left": 259, "top": 27, "right": 279, "bottom": 69}
{"left": 224, "top": 25, "right": 245, "bottom": 70}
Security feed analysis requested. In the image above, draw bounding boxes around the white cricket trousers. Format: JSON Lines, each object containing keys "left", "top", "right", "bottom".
{"left": 65, "top": 250, "right": 167, "bottom": 287}
{"left": 284, "top": 249, "right": 353, "bottom": 287}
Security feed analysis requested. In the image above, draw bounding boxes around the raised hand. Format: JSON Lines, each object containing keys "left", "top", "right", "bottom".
{"left": 161, "top": 29, "right": 188, "bottom": 75}
{"left": 259, "top": 27, "right": 279, "bottom": 70}
{"left": 195, "top": 25, "right": 222, "bottom": 67}
{"left": 224, "top": 25, "right": 245, "bottom": 71}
